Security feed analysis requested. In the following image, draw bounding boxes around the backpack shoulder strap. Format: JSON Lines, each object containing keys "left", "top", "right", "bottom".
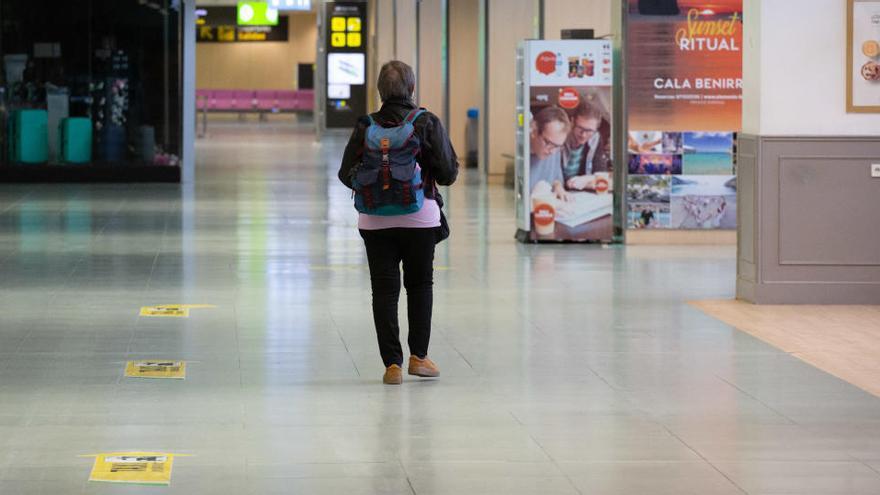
{"left": 404, "top": 108, "right": 427, "bottom": 124}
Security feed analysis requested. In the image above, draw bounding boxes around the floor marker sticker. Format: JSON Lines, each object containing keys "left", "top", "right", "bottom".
{"left": 124, "top": 361, "right": 186, "bottom": 379}
{"left": 139, "top": 304, "right": 216, "bottom": 318}
{"left": 86, "top": 452, "right": 177, "bottom": 485}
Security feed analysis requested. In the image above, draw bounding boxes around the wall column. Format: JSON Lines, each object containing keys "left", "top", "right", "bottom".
{"left": 480, "top": 0, "right": 538, "bottom": 178}
{"left": 738, "top": 0, "right": 880, "bottom": 304}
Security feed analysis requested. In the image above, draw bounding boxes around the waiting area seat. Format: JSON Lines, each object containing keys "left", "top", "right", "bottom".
{"left": 196, "top": 89, "right": 314, "bottom": 113}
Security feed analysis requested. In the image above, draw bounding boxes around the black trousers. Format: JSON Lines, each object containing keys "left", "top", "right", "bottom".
{"left": 360, "top": 228, "right": 439, "bottom": 367}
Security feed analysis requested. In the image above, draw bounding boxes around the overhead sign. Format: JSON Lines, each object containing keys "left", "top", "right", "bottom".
{"left": 87, "top": 452, "right": 177, "bottom": 485}
{"left": 125, "top": 361, "right": 186, "bottom": 379}
{"left": 237, "top": 1, "right": 279, "bottom": 26}
{"left": 197, "top": 7, "right": 288, "bottom": 42}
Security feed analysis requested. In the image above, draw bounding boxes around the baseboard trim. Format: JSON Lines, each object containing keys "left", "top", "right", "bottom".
{"left": 738, "top": 279, "right": 880, "bottom": 304}
{"left": 626, "top": 229, "right": 736, "bottom": 245}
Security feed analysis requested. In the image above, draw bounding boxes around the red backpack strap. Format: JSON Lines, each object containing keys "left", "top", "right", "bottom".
{"left": 404, "top": 108, "right": 427, "bottom": 124}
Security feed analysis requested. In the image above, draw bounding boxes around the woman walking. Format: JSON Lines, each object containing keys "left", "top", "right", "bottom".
{"left": 338, "top": 61, "right": 458, "bottom": 384}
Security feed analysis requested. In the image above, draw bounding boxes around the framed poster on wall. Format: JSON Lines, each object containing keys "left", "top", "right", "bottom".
{"left": 847, "top": 0, "right": 880, "bottom": 112}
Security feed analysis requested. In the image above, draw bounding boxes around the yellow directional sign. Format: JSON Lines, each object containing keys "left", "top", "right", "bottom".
{"left": 331, "top": 32, "right": 346, "bottom": 47}
{"left": 331, "top": 16, "right": 346, "bottom": 32}
{"left": 124, "top": 361, "right": 186, "bottom": 379}
{"left": 139, "top": 304, "right": 216, "bottom": 318}
{"left": 87, "top": 452, "right": 177, "bottom": 485}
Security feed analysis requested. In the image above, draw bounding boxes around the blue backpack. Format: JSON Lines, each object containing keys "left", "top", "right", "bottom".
{"left": 353, "top": 108, "right": 426, "bottom": 216}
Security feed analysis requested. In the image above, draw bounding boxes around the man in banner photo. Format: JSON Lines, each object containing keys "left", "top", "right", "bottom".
{"left": 529, "top": 106, "right": 571, "bottom": 202}
{"left": 563, "top": 99, "right": 612, "bottom": 192}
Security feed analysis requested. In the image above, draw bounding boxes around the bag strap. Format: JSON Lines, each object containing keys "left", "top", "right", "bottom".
{"left": 404, "top": 108, "right": 426, "bottom": 124}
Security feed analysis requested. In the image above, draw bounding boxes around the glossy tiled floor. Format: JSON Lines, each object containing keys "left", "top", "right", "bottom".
{"left": 1, "top": 119, "right": 880, "bottom": 494}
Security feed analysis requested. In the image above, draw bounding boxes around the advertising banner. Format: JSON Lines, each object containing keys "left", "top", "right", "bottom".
{"left": 625, "top": 0, "right": 742, "bottom": 230}
{"left": 518, "top": 40, "right": 615, "bottom": 242}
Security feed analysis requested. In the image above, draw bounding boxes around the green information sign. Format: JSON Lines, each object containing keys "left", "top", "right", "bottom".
{"left": 237, "top": 1, "right": 279, "bottom": 26}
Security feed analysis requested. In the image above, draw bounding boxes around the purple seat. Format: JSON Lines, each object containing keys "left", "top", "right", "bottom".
{"left": 275, "top": 90, "right": 297, "bottom": 111}
{"left": 196, "top": 90, "right": 211, "bottom": 110}
{"left": 234, "top": 90, "right": 255, "bottom": 110}
{"left": 255, "top": 90, "right": 277, "bottom": 111}
{"left": 296, "top": 90, "right": 314, "bottom": 111}
{"left": 277, "top": 98, "right": 298, "bottom": 111}
{"left": 211, "top": 90, "right": 236, "bottom": 111}
{"left": 199, "top": 88, "right": 312, "bottom": 113}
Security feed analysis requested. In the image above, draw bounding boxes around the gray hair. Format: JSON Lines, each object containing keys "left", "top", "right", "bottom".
{"left": 377, "top": 60, "right": 415, "bottom": 101}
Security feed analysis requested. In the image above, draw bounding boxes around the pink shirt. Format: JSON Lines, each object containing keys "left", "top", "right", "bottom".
{"left": 358, "top": 198, "right": 441, "bottom": 230}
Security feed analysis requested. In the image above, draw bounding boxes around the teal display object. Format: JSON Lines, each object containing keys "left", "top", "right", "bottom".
{"left": 59, "top": 117, "right": 93, "bottom": 164}
{"left": 8, "top": 109, "right": 49, "bottom": 164}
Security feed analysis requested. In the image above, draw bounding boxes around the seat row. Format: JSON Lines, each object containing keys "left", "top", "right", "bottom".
{"left": 196, "top": 89, "right": 314, "bottom": 113}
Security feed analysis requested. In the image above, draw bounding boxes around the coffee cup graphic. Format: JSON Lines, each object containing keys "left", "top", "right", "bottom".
{"left": 533, "top": 201, "right": 556, "bottom": 236}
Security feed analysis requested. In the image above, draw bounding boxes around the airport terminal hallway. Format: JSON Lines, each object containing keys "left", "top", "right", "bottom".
{"left": 1, "top": 120, "right": 880, "bottom": 494}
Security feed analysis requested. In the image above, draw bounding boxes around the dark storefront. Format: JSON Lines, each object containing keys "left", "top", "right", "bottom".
{"left": 0, "top": 0, "right": 183, "bottom": 182}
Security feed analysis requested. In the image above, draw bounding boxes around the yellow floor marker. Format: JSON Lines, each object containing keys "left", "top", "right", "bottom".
{"left": 139, "top": 304, "right": 216, "bottom": 318}
{"left": 140, "top": 305, "right": 189, "bottom": 317}
{"left": 124, "top": 361, "right": 186, "bottom": 379}
{"left": 86, "top": 452, "right": 177, "bottom": 485}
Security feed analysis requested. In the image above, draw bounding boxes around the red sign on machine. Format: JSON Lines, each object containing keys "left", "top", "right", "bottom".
{"left": 535, "top": 51, "right": 557, "bottom": 75}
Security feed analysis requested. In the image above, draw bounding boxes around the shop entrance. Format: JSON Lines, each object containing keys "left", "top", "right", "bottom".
{"left": 194, "top": 2, "right": 317, "bottom": 138}
{"left": 0, "top": 0, "right": 182, "bottom": 182}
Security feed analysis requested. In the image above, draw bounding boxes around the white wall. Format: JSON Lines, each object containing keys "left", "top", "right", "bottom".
{"left": 745, "top": 0, "right": 880, "bottom": 135}
{"left": 741, "top": 0, "right": 761, "bottom": 134}
{"left": 418, "top": 0, "right": 446, "bottom": 118}
{"left": 484, "top": 0, "right": 538, "bottom": 176}
{"left": 395, "top": 0, "right": 419, "bottom": 69}
{"left": 449, "top": 0, "right": 480, "bottom": 155}
{"left": 543, "top": 0, "right": 612, "bottom": 39}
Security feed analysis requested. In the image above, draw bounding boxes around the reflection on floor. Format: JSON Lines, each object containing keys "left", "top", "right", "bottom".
{"left": 1, "top": 120, "right": 880, "bottom": 493}
{"left": 692, "top": 300, "right": 880, "bottom": 398}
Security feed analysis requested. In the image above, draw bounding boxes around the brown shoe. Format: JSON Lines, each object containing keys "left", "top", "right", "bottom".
{"left": 383, "top": 364, "right": 403, "bottom": 385}
{"left": 408, "top": 356, "right": 440, "bottom": 378}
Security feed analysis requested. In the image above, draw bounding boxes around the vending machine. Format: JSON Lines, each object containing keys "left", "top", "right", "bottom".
{"left": 515, "top": 39, "right": 616, "bottom": 243}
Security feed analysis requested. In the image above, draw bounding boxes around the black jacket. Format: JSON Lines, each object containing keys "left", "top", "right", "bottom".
{"left": 338, "top": 97, "right": 459, "bottom": 203}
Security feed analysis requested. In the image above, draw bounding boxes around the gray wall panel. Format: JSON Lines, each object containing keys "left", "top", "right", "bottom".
{"left": 779, "top": 157, "right": 880, "bottom": 266}
{"left": 737, "top": 134, "right": 880, "bottom": 304}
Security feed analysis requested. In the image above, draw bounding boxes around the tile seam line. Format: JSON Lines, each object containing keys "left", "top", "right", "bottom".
{"left": 864, "top": 461, "right": 880, "bottom": 478}
{"left": 713, "top": 374, "right": 798, "bottom": 425}
{"left": 326, "top": 310, "right": 361, "bottom": 378}
{"left": 397, "top": 457, "right": 417, "bottom": 495}
{"left": 659, "top": 424, "right": 750, "bottom": 495}
{"left": 522, "top": 429, "right": 584, "bottom": 495}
